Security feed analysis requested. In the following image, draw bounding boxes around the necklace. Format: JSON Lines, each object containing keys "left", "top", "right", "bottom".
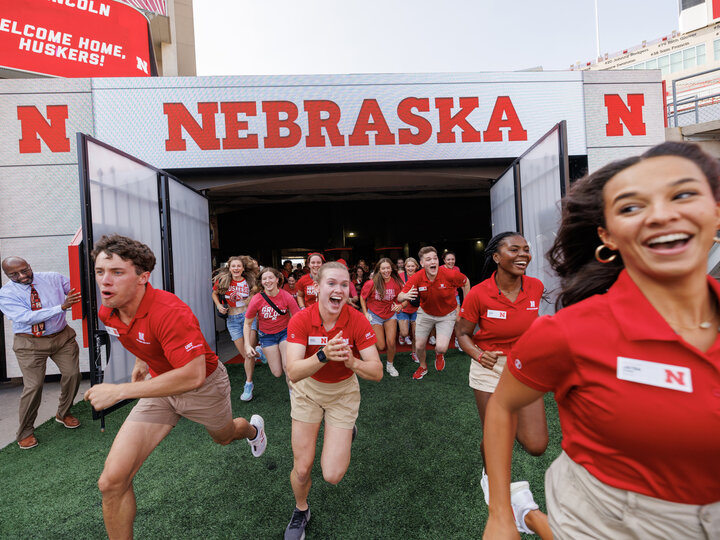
{"left": 665, "top": 307, "right": 720, "bottom": 332}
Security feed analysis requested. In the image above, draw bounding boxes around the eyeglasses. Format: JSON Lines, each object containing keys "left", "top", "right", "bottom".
{"left": 6, "top": 268, "right": 32, "bottom": 279}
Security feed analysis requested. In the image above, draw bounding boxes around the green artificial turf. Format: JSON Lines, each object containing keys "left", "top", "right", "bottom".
{"left": 0, "top": 350, "right": 561, "bottom": 539}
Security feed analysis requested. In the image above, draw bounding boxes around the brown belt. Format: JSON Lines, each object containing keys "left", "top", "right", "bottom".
{"left": 16, "top": 326, "right": 66, "bottom": 339}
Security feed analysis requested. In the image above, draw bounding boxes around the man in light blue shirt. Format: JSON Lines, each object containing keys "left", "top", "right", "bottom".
{"left": 0, "top": 257, "right": 82, "bottom": 449}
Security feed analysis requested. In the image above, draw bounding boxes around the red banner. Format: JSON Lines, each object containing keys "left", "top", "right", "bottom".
{"left": 0, "top": 0, "right": 153, "bottom": 77}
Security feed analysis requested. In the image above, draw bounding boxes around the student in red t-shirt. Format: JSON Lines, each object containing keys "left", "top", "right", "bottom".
{"left": 84, "top": 235, "right": 266, "bottom": 540}
{"left": 283, "top": 262, "right": 383, "bottom": 539}
{"left": 296, "top": 252, "right": 324, "bottom": 308}
{"left": 398, "top": 246, "right": 469, "bottom": 380}
{"left": 281, "top": 260, "right": 294, "bottom": 279}
{"left": 484, "top": 142, "right": 720, "bottom": 539}
{"left": 244, "top": 267, "right": 300, "bottom": 393}
{"left": 211, "top": 255, "right": 258, "bottom": 401}
{"left": 456, "top": 231, "right": 549, "bottom": 538}
{"left": 283, "top": 274, "right": 299, "bottom": 300}
{"left": 359, "top": 258, "right": 404, "bottom": 377}
{"left": 397, "top": 256, "right": 420, "bottom": 360}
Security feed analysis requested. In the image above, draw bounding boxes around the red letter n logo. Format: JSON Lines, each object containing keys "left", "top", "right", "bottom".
{"left": 665, "top": 369, "right": 685, "bottom": 387}
{"left": 604, "top": 94, "right": 646, "bottom": 136}
{"left": 17, "top": 105, "right": 71, "bottom": 153}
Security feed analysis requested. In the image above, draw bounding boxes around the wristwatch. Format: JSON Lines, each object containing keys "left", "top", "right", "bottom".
{"left": 316, "top": 348, "right": 328, "bottom": 363}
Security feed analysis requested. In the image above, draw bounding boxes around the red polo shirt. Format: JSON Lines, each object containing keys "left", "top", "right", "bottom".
{"left": 287, "top": 303, "right": 377, "bottom": 383}
{"left": 508, "top": 270, "right": 720, "bottom": 505}
{"left": 401, "top": 266, "right": 467, "bottom": 316}
{"left": 99, "top": 284, "right": 218, "bottom": 378}
{"left": 297, "top": 274, "right": 318, "bottom": 306}
{"left": 459, "top": 273, "right": 544, "bottom": 356}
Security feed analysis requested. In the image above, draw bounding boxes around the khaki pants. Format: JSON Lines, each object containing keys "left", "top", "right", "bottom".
{"left": 13, "top": 325, "right": 80, "bottom": 441}
{"left": 546, "top": 451, "right": 720, "bottom": 539}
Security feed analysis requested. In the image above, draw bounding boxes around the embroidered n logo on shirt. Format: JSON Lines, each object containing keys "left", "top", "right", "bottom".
{"left": 616, "top": 357, "right": 692, "bottom": 393}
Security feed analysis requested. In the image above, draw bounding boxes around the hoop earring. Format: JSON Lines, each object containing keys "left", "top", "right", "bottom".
{"left": 595, "top": 244, "right": 617, "bottom": 264}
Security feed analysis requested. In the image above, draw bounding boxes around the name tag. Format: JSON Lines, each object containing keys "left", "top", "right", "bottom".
{"left": 105, "top": 326, "right": 120, "bottom": 337}
{"left": 616, "top": 357, "right": 693, "bottom": 393}
{"left": 487, "top": 310, "right": 507, "bottom": 319}
{"left": 418, "top": 286, "right": 427, "bottom": 292}
{"left": 308, "top": 336, "right": 328, "bottom": 346}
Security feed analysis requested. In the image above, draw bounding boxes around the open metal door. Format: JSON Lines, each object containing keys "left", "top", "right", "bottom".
{"left": 490, "top": 121, "right": 570, "bottom": 315}
{"left": 77, "top": 134, "right": 214, "bottom": 425}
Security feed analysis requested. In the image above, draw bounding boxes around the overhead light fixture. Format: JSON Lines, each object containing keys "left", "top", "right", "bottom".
{"left": 347, "top": 232, "right": 356, "bottom": 237}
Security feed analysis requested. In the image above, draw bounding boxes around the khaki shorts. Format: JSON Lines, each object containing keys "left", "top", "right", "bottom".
{"left": 291, "top": 374, "right": 360, "bottom": 429}
{"left": 546, "top": 451, "right": 720, "bottom": 540}
{"left": 126, "top": 362, "right": 232, "bottom": 432}
{"left": 415, "top": 308, "right": 457, "bottom": 340}
{"left": 468, "top": 354, "right": 506, "bottom": 392}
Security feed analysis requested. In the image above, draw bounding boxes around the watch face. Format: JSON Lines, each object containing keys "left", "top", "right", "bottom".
{"left": 317, "top": 348, "right": 328, "bottom": 363}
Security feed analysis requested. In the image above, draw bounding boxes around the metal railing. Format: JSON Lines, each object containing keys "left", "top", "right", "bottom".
{"left": 668, "top": 66, "right": 720, "bottom": 128}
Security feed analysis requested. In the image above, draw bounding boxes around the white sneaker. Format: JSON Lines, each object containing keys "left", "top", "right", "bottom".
{"left": 511, "top": 481, "right": 539, "bottom": 535}
{"left": 429, "top": 336, "right": 436, "bottom": 345}
{"left": 398, "top": 336, "right": 405, "bottom": 346}
{"left": 481, "top": 468, "right": 490, "bottom": 505}
{"left": 386, "top": 362, "right": 399, "bottom": 377}
{"left": 454, "top": 338, "right": 460, "bottom": 348}
{"left": 405, "top": 336, "right": 412, "bottom": 345}
{"left": 248, "top": 414, "right": 267, "bottom": 457}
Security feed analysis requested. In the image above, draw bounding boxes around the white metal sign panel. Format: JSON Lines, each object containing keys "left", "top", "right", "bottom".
{"left": 90, "top": 72, "right": 587, "bottom": 169}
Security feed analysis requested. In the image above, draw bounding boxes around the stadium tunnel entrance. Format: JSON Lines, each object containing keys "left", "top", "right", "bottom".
{"left": 178, "top": 160, "right": 508, "bottom": 283}
{"left": 174, "top": 156, "right": 588, "bottom": 284}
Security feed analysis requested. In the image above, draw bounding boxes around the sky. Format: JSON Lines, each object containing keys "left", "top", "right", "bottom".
{"left": 193, "top": 0, "right": 680, "bottom": 77}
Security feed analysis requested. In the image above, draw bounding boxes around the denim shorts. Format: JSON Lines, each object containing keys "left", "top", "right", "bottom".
{"left": 226, "top": 312, "right": 246, "bottom": 341}
{"left": 369, "top": 309, "right": 396, "bottom": 326}
{"left": 396, "top": 311, "right": 417, "bottom": 322}
{"left": 259, "top": 328, "right": 288, "bottom": 348}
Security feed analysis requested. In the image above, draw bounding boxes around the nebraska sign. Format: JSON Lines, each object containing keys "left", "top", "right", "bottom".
{"left": 7, "top": 72, "right": 665, "bottom": 169}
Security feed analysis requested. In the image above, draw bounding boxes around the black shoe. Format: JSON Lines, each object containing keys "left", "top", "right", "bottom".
{"left": 284, "top": 507, "right": 310, "bottom": 540}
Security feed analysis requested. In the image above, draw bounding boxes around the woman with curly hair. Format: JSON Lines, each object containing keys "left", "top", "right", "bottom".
{"left": 212, "top": 255, "right": 257, "bottom": 401}
{"left": 484, "top": 142, "right": 720, "bottom": 539}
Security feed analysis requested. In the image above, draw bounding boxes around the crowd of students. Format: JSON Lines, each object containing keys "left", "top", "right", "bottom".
{"left": 201, "top": 140, "right": 720, "bottom": 539}
{"left": 68, "top": 141, "right": 720, "bottom": 540}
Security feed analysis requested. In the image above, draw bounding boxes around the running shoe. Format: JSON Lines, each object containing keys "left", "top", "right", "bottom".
{"left": 386, "top": 362, "right": 399, "bottom": 377}
{"left": 241, "top": 382, "right": 254, "bottom": 401}
{"left": 247, "top": 414, "right": 267, "bottom": 457}
{"left": 411, "top": 352, "right": 419, "bottom": 363}
{"left": 412, "top": 366, "right": 428, "bottom": 380}
{"left": 511, "top": 481, "right": 539, "bottom": 535}
{"left": 454, "top": 338, "right": 460, "bottom": 348}
{"left": 256, "top": 346, "right": 267, "bottom": 364}
{"left": 405, "top": 336, "right": 413, "bottom": 345}
{"left": 435, "top": 353, "right": 445, "bottom": 371}
{"left": 481, "top": 468, "right": 490, "bottom": 505}
{"left": 284, "top": 506, "right": 310, "bottom": 540}
{"left": 398, "top": 336, "right": 405, "bottom": 346}
{"left": 429, "top": 336, "right": 436, "bottom": 345}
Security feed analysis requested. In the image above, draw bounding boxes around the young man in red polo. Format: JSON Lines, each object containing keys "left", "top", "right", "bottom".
{"left": 398, "top": 246, "right": 469, "bottom": 379}
{"left": 84, "top": 234, "right": 266, "bottom": 539}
